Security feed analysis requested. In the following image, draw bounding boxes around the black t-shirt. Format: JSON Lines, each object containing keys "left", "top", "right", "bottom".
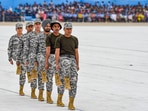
{"left": 55, "top": 35, "right": 78, "bottom": 55}
{"left": 46, "top": 33, "right": 62, "bottom": 54}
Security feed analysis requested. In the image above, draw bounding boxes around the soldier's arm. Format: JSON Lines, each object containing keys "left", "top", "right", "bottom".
{"left": 55, "top": 48, "right": 60, "bottom": 70}
{"left": 33, "top": 37, "right": 39, "bottom": 65}
{"left": 7, "top": 37, "right": 13, "bottom": 62}
{"left": 45, "top": 35, "right": 51, "bottom": 69}
{"left": 45, "top": 46, "right": 51, "bottom": 69}
{"left": 75, "top": 37, "right": 79, "bottom": 71}
{"left": 16, "top": 39, "right": 23, "bottom": 63}
{"left": 23, "top": 35, "right": 30, "bottom": 63}
{"left": 75, "top": 48, "right": 79, "bottom": 71}
{"left": 55, "top": 37, "right": 61, "bottom": 70}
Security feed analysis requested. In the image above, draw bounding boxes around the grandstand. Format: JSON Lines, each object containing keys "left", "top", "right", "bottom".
{"left": 0, "top": 0, "right": 148, "bottom": 9}
{"left": 0, "top": 0, "right": 148, "bottom": 22}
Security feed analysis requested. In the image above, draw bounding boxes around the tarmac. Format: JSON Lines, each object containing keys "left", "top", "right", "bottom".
{"left": 0, "top": 23, "right": 148, "bottom": 111}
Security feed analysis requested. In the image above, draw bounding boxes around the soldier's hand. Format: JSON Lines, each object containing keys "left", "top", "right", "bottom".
{"left": 9, "top": 60, "right": 13, "bottom": 65}
{"left": 76, "top": 65, "right": 79, "bottom": 71}
{"left": 56, "top": 64, "right": 59, "bottom": 70}
{"left": 34, "top": 62, "right": 38, "bottom": 67}
{"left": 45, "top": 62, "right": 49, "bottom": 70}
{"left": 16, "top": 61, "right": 20, "bottom": 66}
{"left": 25, "top": 61, "right": 29, "bottom": 66}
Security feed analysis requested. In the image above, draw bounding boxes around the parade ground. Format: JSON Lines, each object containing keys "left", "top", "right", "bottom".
{"left": 0, "top": 23, "right": 148, "bottom": 111}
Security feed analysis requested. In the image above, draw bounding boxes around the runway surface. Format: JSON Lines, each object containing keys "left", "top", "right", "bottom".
{"left": 0, "top": 25, "right": 148, "bottom": 111}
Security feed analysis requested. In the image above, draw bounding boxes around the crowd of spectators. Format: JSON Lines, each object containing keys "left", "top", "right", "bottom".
{"left": 0, "top": 1, "right": 148, "bottom": 22}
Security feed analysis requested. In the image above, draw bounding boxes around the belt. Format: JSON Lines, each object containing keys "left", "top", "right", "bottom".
{"left": 60, "top": 54, "right": 75, "bottom": 58}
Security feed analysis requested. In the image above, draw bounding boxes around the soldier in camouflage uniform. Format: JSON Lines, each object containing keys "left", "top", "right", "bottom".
{"left": 45, "top": 21, "right": 64, "bottom": 105}
{"left": 55, "top": 22, "right": 79, "bottom": 110}
{"left": 26, "top": 19, "right": 46, "bottom": 101}
{"left": 17, "top": 21, "right": 37, "bottom": 99}
{"left": 36, "top": 19, "right": 47, "bottom": 101}
{"left": 41, "top": 19, "right": 54, "bottom": 104}
{"left": 8, "top": 23, "right": 26, "bottom": 96}
{"left": 38, "top": 19, "right": 51, "bottom": 86}
{"left": 18, "top": 21, "right": 34, "bottom": 82}
{"left": 23, "top": 22, "right": 34, "bottom": 83}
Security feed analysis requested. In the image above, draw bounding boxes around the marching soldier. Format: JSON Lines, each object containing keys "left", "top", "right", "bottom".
{"left": 55, "top": 22, "right": 79, "bottom": 110}
{"left": 25, "top": 19, "right": 44, "bottom": 100}
{"left": 17, "top": 21, "right": 37, "bottom": 99}
{"left": 8, "top": 23, "right": 26, "bottom": 96}
{"left": 45, "top": 21, "right": 64, "bottom": 105}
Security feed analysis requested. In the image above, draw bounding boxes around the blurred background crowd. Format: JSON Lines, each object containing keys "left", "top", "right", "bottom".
{"left": 0, "top": 0, "right": 148, "bottom": 22}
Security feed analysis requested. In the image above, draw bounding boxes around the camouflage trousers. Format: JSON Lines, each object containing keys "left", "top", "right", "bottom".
{"left": 21, "top": 62, "right": 37, "bottom": 89}
{"left": 28, "top": 57, "right": 44, "bottom": 90}
{"left": 59, "top": 55, "right": 78, "bottom": 97}
{"left": 28, "top": 58, "right": 37, "bottom": 89}
{"left": 37, "top": 54, "right": 45, "bottom": 90}
{"left": 19, "top": 63, "right": 26, "bottom": 86}
{"left": 46, "top": 54, "right": 65, "bottom": 93}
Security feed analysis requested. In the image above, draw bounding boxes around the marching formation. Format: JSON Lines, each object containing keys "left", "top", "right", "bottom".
{"left": 7, "top": 19, "right": 79, "bottom": 110}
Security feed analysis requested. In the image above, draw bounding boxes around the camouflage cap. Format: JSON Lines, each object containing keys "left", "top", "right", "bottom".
{"left": 26, "top": 21, "right": 34, "bottom": 27}
{"left": 34, "top": 18, "right": 42, "bottom": 24}
{"left": 64, "top": 22, "right": 72, "bottom": 28}
{"left": 16, "top": 23, "right": 23, "bottom": 28}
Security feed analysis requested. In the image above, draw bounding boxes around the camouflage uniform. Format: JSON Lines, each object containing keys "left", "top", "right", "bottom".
{"left": 36, "top": 31, "right": 46, "bottom": 90}
{"left": 45, "top": 20, "right": 63, "bottom": 95}
{"left": 46, "top": 33, "right": 64, "bottom": 93}
{"left": 8, "top": 34, "right": 26, "bottom": 86}
{"left": 21, "top": 32, "right": 31, "bottom": 72}
{"left": 17, "top": 32, "right": 37, "bottom": 87}
{"left": 25, "top": 31, "right": 39, "bottom": 89}
{"left": 55, "top": 34, "right": 79, "bottom": 98}
{"left": 59, "top": 55, "right": 78, "bottom": 97}
{"left": 46, "top": 54, "right": 55, "bottom": 91}
{"left": 26, "top": 31, "right": 45, "bottom": 90}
